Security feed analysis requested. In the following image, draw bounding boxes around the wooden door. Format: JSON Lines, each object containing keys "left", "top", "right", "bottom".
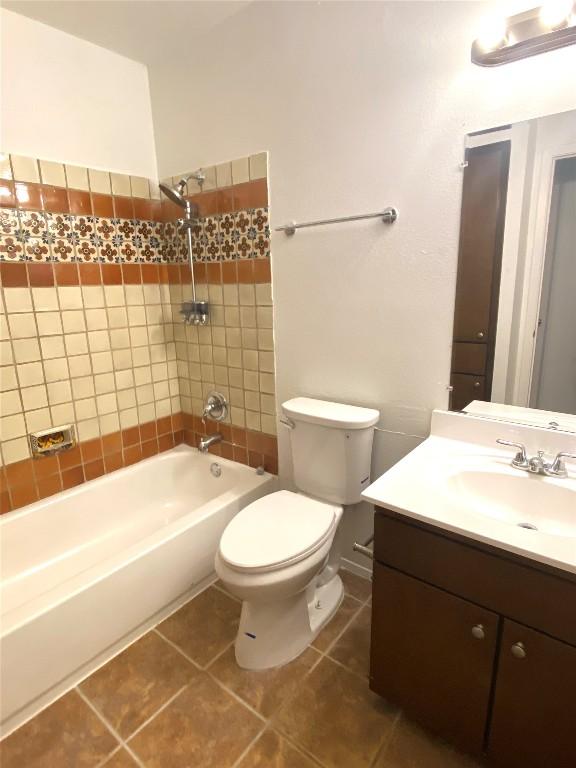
{"left": 488, "top": 620, "right": 576, "bottom": 768}
{"left": 370, "top": 562, "right": 499, "bottom": 756}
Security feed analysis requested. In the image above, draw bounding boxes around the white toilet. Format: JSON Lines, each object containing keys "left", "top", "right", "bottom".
{"left": 215, "top": 396, "right": 379, "bottom": 670}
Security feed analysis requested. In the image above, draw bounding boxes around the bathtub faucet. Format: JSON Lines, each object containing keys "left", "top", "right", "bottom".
{"left": 199, "top": 433, "right": 223, "bottom": 454}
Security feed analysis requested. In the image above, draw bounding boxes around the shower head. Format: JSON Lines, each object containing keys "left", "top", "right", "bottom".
{"left": 159, "top": 169, "right": 205, "bottom": 208}
{"left": 159, "top": 181, "right": 187, "bottom": 208}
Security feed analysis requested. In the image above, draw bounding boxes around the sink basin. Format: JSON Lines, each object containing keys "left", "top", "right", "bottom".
{"left": 447, "top": 470, "right": 576, "bottom": 538}
{"left": 362, "top": 409, "right": 576, "bottom": 575}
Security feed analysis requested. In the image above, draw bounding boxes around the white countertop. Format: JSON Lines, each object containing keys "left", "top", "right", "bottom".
{"left": 362, "top": 411, "right": 576, "bottom": 576}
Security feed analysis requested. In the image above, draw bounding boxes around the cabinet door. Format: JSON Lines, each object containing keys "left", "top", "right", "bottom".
{"left": 488, "top": 620, "right": 576, "bottom": 768}
{"left": 452, "top": 141, "right": 510, "bottom": 344}
{"left": 370, "top": 562, "right": 499, "bottom": 756}
{"left": 450, "top": 373, "right": 486, "bottom": 410}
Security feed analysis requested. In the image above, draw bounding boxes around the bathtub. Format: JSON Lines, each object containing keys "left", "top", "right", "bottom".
{"left": 0, "top": 444, "right": 276, "bottom": 736}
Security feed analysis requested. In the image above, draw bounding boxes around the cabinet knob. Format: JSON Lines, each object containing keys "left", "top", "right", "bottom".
{"left": 511, "top": 642, "right": 527, "bottom": 659}
{"left": 473, "top": 381, "right": 481, "bottom": 389}
{"left": 477, "top": 331, "right": 485, "bottom": 339}
{"left": 471, "top": 624, "right": 485, "bottom": 640}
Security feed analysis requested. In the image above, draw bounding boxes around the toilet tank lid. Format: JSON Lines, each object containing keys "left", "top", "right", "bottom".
{"left": 282, "top": 397, "right": 379, "bottom": 430}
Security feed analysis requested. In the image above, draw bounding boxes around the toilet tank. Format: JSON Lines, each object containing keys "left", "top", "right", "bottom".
{"left": 282, "top": 397, "right": 380, "bottom": 504}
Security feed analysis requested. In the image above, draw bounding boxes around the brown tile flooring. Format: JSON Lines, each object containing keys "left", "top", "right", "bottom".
{"left": 0, "top": 570, "right": 480, "bottom": 768}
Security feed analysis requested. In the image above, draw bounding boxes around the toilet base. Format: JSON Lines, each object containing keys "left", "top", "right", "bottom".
{"left": 234, "top": 574, "right": 344, "bottom": 670}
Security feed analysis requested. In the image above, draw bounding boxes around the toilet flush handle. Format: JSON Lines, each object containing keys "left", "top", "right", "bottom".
{"left": 279, "top": 416, "right": 295, "bottom": 430}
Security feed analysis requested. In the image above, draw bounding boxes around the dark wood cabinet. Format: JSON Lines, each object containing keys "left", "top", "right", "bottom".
{"left": 488, "top": 620, "right": 576, "bottom": 768}
{"left": 371, "top": 562, "right": 499, "bottom": 755}
{"left": 371, "top": 508, "right": 576, "bottom": 766}
{"left": 450, "top": 140, "right": 510, "bottom": 409}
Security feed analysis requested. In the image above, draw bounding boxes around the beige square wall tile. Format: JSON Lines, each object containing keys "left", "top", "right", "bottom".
{"left": 75, "top": 397, "right": 97, "bottom": 420}
{"left": 77, "top": 417, "right": 100, "bottom": 441}
{"left": 8, "top": 313, "right": 37, "bottom": 339}
{"left": 43, "top": 358, "right": 69, "bottom": 383}
{"left": 249, "top": 152, "right": 267, "bottom": 180}
{"left": 11, "top": 155, "right": 40, "bottom": 183}
{"left": 51, "top": 401, "right": 75, "bottom": 425}
{"left": 2, "top": 436, "right": 30, "bottom": 463}
{"left": 1, "top": 390, "right": 22, "bottom": 416}
{"left": 0, "top": 153, "right": 13, "bottom": 180}
{"left": 0, "top": 366, "right": 18, "bottom": 391}
{"left": 88, "top": 168, "right": 111, "bottom": 194}
{"left": 1, "top": 413, "right": 26, "bottom": 440}
{"left": 47, "top": 380, "right": 72, "bottom": 405}
{"left": 246, "top": 410, "right": 261, "bottom": 431}
{"left": 130, "top": 176, "right": 150, "bottom": 198}
{"left": 62, "top": 310, "right": 86, "bottom": 334}
{"left": 110, "top": 172, "right": 131, "bottom": 196}
{"left": 13, "top": 338, "right": 41, "bottom": 364}
{"left": 5, "top": 287, "right": 33, "bottom": 313}
{"left": 68, "top": 354, "right": 92, "bottom": 377}
{"left": 215, "top": 162, "right": 232, "bottom": 188}
{"left": 21, "top": 384, "right": 48, "bottom": 411}
{"left": 201, "top": 165, "right": 217, "bottom": 191}
{"left": 37, "top": 311, "right": 63, "bottom": 336}
{"left": 100, "top": 412, "right": 120, "bottom": 435}
{"left": 25, "top": 407, "right": 52, "bottom": 432}
{"left": 65, "top": 164, "right": 89, "bottom": 191}
{"left": 261, "top": 414, "right": 277, "bottom": 435}
{"left": 39, "top": 160, "right": 66, "bottom": 187}
{"left": 231, "top": 157, "right": 250, "bottom": 185}
{"left": 0, "top": 342, "right": 14, "bottom": 366}
{"left": 32, "top": 287, "right": 58, "bottom": 312}
{"left": 58, "top": 286, "right": 83, "bottom": 310}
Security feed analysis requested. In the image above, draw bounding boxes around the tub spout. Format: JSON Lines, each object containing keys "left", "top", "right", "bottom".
{"left": 199, "top": 433, "right": 222, "bottom": 453}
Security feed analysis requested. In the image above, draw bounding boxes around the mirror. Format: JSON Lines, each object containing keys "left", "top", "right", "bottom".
{"left": 450, "top": 108, "right": 576, "bottom": 431}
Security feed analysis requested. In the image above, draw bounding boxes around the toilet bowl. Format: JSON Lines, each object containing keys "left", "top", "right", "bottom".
{"left": 215, "top": 397, "right": 379, "bottom": 670}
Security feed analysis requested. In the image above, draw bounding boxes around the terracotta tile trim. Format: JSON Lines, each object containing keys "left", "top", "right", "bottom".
{"left": 1, "top": 413, "right": 186, "bottom": 514}
{"left": 0, "top": 260, "right": 272, "bottom": 287}
{"left": 1, "top": 415, "right": 278, "bottom": 515}
{"left": 181, "top": 415, "right": 278, "bottom": 475}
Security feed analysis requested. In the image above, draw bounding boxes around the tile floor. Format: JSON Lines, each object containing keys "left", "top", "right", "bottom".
{"left": 0, "top": 570, "right": 480, "bottom": 768}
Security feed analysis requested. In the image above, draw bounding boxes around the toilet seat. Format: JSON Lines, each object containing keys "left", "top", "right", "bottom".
{"left": 219, "top": 490, "right": 340, "bottom": 573}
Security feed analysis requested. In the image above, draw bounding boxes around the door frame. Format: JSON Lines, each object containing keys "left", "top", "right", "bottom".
{"left": 511, "top": 136, "right": 576, "bottom": 406}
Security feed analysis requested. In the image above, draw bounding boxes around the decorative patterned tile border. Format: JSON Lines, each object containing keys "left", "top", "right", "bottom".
{"left": 0, "top": 207, "right": 270, "bottom": 264}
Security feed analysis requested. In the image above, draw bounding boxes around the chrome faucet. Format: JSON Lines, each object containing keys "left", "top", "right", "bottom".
{"left": 199, "top": 433, "right": 222, "bottom": 454}
{"left": 496, "top": 440, "right": 576, "bottom": 478}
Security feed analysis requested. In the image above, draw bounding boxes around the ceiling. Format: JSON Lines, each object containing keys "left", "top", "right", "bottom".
{"left": 2, "top": 0, "right": 250, "bottom": 65}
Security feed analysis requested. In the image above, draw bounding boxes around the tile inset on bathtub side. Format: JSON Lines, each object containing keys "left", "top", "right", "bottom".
{"left": 0, "top": 690, "right": 117, "bottom": 768}
{"left": 79, "top": 631, "right": 195, "bottom": 739}
{"left": 128, "top": 671, "right": 262, "bottom": 768}
{"left": 156, "top": 585, "right": 241, "bottom": 667}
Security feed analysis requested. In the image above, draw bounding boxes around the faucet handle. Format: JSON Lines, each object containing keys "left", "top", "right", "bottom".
{"left": 496, "top": 439, "right": 529, "bottom": 468}
{"left": 549, "top": 452, "right": 576, "bottom": 478}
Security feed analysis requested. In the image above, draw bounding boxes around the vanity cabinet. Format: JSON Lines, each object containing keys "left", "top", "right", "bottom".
{"left": 370, "top": 508, "right": 576, "bottom": 767}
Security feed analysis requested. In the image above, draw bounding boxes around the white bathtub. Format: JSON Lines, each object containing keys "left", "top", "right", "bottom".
{"left": 0, "top": 445, "right": 276, "bottom": 736}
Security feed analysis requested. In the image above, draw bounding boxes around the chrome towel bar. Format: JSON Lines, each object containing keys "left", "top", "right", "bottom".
{"left": 275, "top": 206, "right": 398, "bottom": 236}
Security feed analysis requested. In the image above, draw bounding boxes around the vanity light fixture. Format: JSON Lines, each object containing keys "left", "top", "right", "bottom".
{"left": 472, "top": 1, "right": 576, "bottom": 65}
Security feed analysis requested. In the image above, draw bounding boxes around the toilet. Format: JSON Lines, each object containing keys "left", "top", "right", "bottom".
{"left": 215, "top": 396, "right": 379, "bottom": 670}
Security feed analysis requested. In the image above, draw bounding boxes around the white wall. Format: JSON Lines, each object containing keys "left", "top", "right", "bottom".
{"left": 149, "top": 0, "right": 576, "bottom": 567}
{"left": 0, "top": 9, "right": 157, "bottom": 177}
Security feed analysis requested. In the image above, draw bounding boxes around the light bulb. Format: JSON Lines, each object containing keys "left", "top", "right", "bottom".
{"left": 476, "top": 15, "right": 509, "bottom": 52}
{"left": 539, "top": 0, "right": 574, "bottom": 29}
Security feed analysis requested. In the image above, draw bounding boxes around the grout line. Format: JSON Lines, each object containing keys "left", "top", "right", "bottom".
{"left": 229, "top": 724, "right": 268, "bottom": 768}
{"left": 124, "top": 684, "right": 190, "bottom": 744}
{"left": 75, "top": 687, "right": 147, "bottom": 768}
{"left": 153, "top": 630, "right": 268, "bottom": 725}
{"left": 94, "top": 744, "right": 123, "bottom": 768}
{"left": 368, "top": 708, "right": 403, "bottom": 768}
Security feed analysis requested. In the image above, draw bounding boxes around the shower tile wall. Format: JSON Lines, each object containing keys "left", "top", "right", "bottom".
{"left": 0, "top": 152, "right": 276, "bottom": 513}
{"left": 164, "top": 153, "right": 277, "bottom": 474}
